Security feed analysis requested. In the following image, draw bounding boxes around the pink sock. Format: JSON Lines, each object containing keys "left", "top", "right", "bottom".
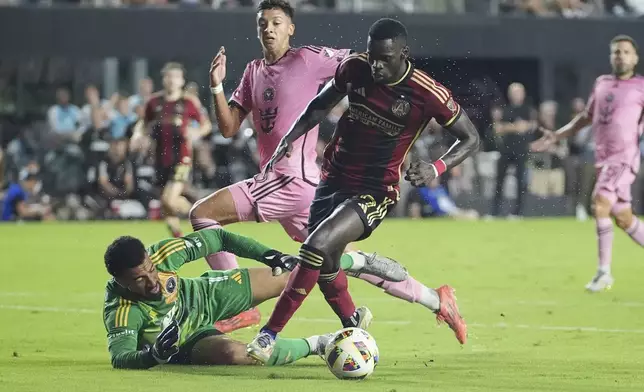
{"left": 625, "top": 218, "right": 644, "bottom": 246}
{"left": 358, "top": 274, "right": 424, "bottom": 304}
{"left": 190, "top": 218, "right": 238, "bottom": 270}
{"left": 596, "top": 217, "right": 613, "bottom": 273}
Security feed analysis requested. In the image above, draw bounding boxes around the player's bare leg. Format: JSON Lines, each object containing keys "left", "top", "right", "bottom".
{"left": 248, "top": 205, "right": 373, "bottom": 363}
{"left": 587, "top": 193, "right": 615, "bottom": 292}
{"left": 613, "top": 202, "right": 644, "bottom": 247}
{"left": 189, "top": 187, "right": 241, "bottom": 269}
{"left": 161, "top": 181, "right": 191, "bottom": 238}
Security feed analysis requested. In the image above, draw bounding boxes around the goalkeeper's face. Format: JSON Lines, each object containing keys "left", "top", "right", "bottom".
{"left": 117, "top": 257, "right": 162, "bottom": 300}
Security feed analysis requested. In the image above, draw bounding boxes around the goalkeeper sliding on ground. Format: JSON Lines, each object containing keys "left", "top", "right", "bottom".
{"left": 102, "top": 228, "right": 404, "bottom": 369}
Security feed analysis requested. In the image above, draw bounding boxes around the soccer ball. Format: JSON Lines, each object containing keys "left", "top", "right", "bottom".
{"left": 324, "top": 327, "right": 379, "bottom": 380}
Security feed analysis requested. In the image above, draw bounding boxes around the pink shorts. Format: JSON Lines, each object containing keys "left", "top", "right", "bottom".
{"left": 593, "top": 163, "right": 637, "bottom": 204}
{"left": 228, "top": 171, "right": 317, "bottom": 242}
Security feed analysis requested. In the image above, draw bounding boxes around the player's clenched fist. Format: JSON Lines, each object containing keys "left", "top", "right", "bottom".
{"left": 149, "top": 320, "right": 180, "bottom": 364}
{"left": 210, "top": 46, "right": 227, "bottom": 88}
{"left": 405, "top": 160, "right": 438, "bottom": 187}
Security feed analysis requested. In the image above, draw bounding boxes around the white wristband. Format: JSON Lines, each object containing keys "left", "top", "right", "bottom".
{"left": 210, "top": 84, "right": 223, "bottom": 94}
{"left": 430, "top": 164, "right": 439, "bottom": 178}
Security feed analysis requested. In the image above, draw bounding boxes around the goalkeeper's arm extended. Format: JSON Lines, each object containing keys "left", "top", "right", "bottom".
{"left": 109, "top": 322, "right": 180, "bottom": 369}
{"left": 187, "top": 229, "right": 298, "bottom": 273}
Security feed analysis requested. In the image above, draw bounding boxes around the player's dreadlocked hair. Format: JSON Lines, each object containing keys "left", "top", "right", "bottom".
{"left": 257, "top": 0, "right": 295, "bottom": 20}
{"left": 368, "top": 18, "right": 408, "bottom": 43}
{"left": 611, "top": 34, "right": 639, "bottom": 54}
{"left": 104, "top": 236, "right": 147, "bottom": 277}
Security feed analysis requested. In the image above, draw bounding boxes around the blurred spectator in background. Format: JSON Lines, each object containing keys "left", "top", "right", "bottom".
{"left": 80, "top": 84, "right": 112, "bottom": 131}
{"left": 185, "top": 81, "right": 216, "bottom": 188}
{"left": 564, "top": 97, "right": 595, "bottom": 220}
{"left": 1, "top": 166, "right": 54, "bottom": 222}
{"left": 529, "top": 100, "right": 566, "bottom": 198}
{"left": 109, "top": 95, "right": 137, "bottom": 139}
{"left": 97, "top": 137, "right": 135, "bottom": 209}
{"left": 490, "top": 82, "right": 536, "bottom": 218}
{"left": 47, "top": 87, "right": 82, "bottom": 139}
{"left": 407, "top": 177, "right": 479, "bottom": 220}
{"left": 128, "top": 77, "right": 153, "bottom": 114}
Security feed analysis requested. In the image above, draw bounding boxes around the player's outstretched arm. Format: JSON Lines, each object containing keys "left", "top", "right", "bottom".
{"left": 407, "top": 112, "right": 480, "bottom": 187}
{"left": 439, "top": 111, "right": 480, "bottom": 170}
{"left": 105, "top": 304, "right": 159, "bottom": 369}
{"left": 282, "top": 81, "right": 347, "bottom": 145}
{"left": 531, "top": 111, "right": 592, "bottom": 152}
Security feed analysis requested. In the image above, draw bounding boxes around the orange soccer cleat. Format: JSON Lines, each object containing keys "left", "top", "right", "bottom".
{"left": 435, "top": 285, "right": 467, "bottom": 344}
{"left": 214, "top": 307, "right": 262, "bottom": 334}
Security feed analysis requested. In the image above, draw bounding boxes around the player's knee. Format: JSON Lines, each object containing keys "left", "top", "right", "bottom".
{"left": 592, "top": 195, "right": 611, "bottom": 218}
{"left": 614, "top": 209, "right": 633, "bottom": 231}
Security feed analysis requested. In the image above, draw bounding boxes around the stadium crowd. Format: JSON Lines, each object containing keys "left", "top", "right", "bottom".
{"left": 1, "top": 0, "right": 644, "bottom": 17}
{"left": 4, "top": 72, "right": 644, "bottom": 223}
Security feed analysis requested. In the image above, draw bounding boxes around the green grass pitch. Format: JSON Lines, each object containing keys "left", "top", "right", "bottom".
{"left": 1, "top": 219, "right": 644, "bottom": 391}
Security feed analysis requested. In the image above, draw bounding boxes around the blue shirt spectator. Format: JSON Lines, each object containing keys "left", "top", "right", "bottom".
{"left": 47, "top": 87, "right": 82, "bottom": 134}
{"left": 1, "top": 182, "right": 28, "bottom": 221}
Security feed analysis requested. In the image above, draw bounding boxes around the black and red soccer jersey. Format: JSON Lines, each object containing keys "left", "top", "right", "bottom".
{"left": 322, "top": 53, "right": 461, "bottom": 193}
{"left": 144, "top": 92, "right": 204, "bottom": 168}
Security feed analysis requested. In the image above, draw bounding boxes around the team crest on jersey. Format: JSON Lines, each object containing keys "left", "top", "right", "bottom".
{"left": 605, "top": 93, "right": 615, "bottom": 102}
{"left": 165, "top": 276, "right": 177, "bottom": 294}
{"left": 175, "top": 101, "right": 185, "bottom": 114}
{"left": 391, "top": 99, "right": 411, "bottom": 118}
{"left": 173, "top": 115, "right": 183, "bottom": 127}
{"left": 446, "top": 97, "right": 457, "bottom": 113}
{"left": 263, "top": 87, "right": 275, "bottom": 102}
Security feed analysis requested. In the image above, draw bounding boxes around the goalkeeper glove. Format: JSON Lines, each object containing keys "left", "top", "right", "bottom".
{"left": 150, "top": 320, "right": 180, "bottom": 364}
{"left": 261, "top": 250, "right": 299, "bottom": 274}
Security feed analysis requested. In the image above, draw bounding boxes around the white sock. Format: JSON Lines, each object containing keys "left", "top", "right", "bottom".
{"left": 346, "top": 251, "right": 366, "bottom": 270}
{"left": 305, "top": 335, "right": 320, "bottom": 355}
{"left": 419, "top": 286, "right": 441, "bottom": 311}
{"left": 598, "top": 265, "right": 611, "bottom": 275}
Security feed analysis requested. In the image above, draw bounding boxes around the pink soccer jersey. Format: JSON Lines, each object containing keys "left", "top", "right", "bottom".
{"left": 230, "top": 46, "right": 351, "bottom": 184}
{"left": 586, "top": 74, "right": 644, "bottom": 171}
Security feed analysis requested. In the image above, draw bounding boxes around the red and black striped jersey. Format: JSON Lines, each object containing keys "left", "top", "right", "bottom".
{"left": 144, "top": 92, "right": 204, "bottom": 168}
{"left": 321, "top": 53, "right": 462, "bottom": 193}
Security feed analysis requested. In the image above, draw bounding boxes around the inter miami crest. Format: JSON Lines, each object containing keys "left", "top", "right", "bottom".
{"left": 605, "top": 93, "right": 615, "bottom": 102}
{"left": 165, "top": 276, "right": 177, "bottom": 294}
{"left": 263, "top": 87, "right": 275, "bottom": 102}
{"left": 391, "top": 98, "right": 411, "bottom": 118}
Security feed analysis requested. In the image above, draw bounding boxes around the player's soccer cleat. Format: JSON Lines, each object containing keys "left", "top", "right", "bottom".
{"left": 435, "top": 285, "right": 467, "bottom": 344}
{"left": 247, "top": 330, "right": 276, "bottom": 364}
{"left": 354, "top": 251, "right": 409, "bottom": 282}
{"left": 354, "top": 306, "right": 373, "bottom": 330}
{"left": 585, "top": 271, "right": 614, "bottom": 293}
{"left": 214, "top": 307, "right": 261, "bottom": 333}
{"left": 309, "top": 333, "right": 335, "bottom": 358}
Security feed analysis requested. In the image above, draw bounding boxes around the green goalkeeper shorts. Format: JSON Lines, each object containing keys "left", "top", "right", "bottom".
{"left": 169, "top": 269, "right": 253, "bottom": 364}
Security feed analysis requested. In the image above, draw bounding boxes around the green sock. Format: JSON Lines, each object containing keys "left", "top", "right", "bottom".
{"left": 266, "top": 338, "right": 311, "bottom": 366}
{"left": 340, "top": 254, "right": 354, "bottom": 270}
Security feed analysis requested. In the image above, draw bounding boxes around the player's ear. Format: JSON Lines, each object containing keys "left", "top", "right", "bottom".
{"left": 288, "top": 22, "right": 295, "bottom": 37}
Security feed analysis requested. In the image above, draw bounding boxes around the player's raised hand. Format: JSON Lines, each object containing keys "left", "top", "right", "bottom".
{"left": 530, "top": 127, "right": 557, "bottom": 152}
{"left": 405, "top": 160, "right": 437, "bottom": 187}
{"left": 210, "top": 46, "right": 227, "bottom": 87}
{"left": 150, "top": 320, "right": 180, "bottom": 364}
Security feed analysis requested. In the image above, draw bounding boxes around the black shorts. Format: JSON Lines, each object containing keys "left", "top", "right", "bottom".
{"left": 155, "top": 163, "right": 191, "bottom": 187}
{"left": 308, "top": 180, "right": 399, "bottom": 241}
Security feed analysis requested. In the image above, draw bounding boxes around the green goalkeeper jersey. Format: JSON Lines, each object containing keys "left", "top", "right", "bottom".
{"left": 103, "top": 229, "right": 271, "bottom": 369}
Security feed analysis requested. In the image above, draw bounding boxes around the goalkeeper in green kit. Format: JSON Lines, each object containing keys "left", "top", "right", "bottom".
{"left": 103, "top": 228, "right": 404, "bottom": 369}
